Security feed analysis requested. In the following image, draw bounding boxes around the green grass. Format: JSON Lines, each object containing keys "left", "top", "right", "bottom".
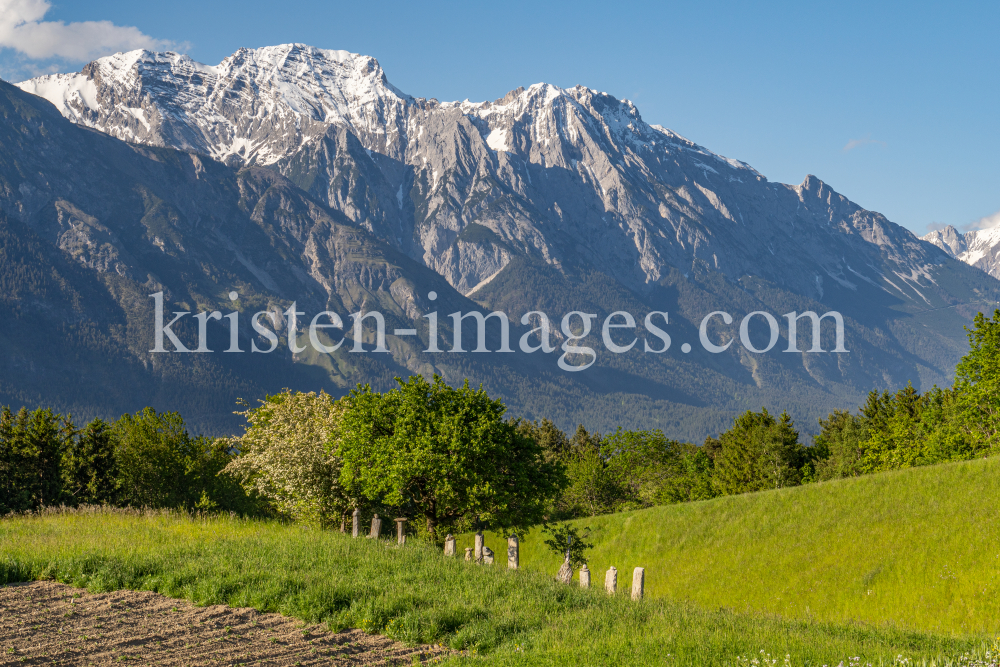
{"left": 471, "top": 455, "right": 1000, "bottom": 639}
{"left": 1, "top": 508, "right": 998, "bottom": 666}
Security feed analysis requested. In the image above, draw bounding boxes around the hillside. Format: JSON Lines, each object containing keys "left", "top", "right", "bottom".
{"left": 492, "top": 455, "right": 1000, "bottom": 636}
{"left": 0, "top": 509, "right": 989, "bottom": 666}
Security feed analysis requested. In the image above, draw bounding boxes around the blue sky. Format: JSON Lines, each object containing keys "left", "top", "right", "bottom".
{"left": 1, "top": 0, "right": 997, "bottom": 235}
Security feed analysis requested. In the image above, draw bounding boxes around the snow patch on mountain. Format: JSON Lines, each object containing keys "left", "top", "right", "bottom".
{"left": 924, "top": 223, "right": 1000, "bottom": 279}
{"left": 16, "top": 44, "right": 411, "bottom": 165}
{"left": 19, "top": 73, "right": 101, "bottom": 113}
{"left": 16, "top": 43, "right": 954, "bottom": 303}
{"left": 921, "top": 225, "right": 1000, "bottom": 278}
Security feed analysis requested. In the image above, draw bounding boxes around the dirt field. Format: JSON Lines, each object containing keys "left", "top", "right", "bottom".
{"left": 0, "top": 581, "right": 450, "bottom": 666}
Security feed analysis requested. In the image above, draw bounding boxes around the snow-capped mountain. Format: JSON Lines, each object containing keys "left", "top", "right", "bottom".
{"left": 17, "top": 45, "right": 411, "bottom": 165}
{"left": 922, "top": 225, "right": 1000, "bottom": 279}
{"left": 7, "top": 45, "right": 999, "bottom": 438}
{"left": 18, "top": 44, "right": 947, "bottom": 304}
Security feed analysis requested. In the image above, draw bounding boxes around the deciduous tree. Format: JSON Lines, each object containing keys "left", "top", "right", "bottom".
{"left": 224, "top": 390, "right": 348, "bottom": 527}
{"left": 338, "top": 375, "right": 566, "bottom": 541}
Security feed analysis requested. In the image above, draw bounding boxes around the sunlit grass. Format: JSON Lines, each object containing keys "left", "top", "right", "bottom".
{"left": 1, "top": 507, "right": 997, "bottom": 666}
{"left": 470, "top": 455, "right": 1000, "bottom": 638}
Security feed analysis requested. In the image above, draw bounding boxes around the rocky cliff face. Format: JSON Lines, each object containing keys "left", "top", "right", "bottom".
{"left": 923, "top": 225, "right": 1000, "bottom": 280}
{"left": 8, "top": 46, "right": 1000, "bottom": 438}
{"left": 0, "top": 78, "right": 448, "bottom": 432}
{"left": 18, "top": 45, "right": 950, "bottom": 305}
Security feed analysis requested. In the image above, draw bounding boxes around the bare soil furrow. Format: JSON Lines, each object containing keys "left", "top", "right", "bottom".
{"left": 0, "top": 582, "right": 448, "bottom": 666}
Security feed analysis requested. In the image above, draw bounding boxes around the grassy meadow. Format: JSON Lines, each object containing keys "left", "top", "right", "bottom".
{"left": 2, "top": 505, "right": 999, "bottom": 666}
{"left": 470, "top": 455, "right": 1000, "bottom": 638}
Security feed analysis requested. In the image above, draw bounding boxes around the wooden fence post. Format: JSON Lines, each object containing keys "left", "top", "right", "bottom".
{"left": 351, "top": 509, "right": 360, "bottom": 538}
{"left": 605, "top": 566, "right": 617, "bottom": 595}
{"left": 444, "top": 534, "right": 456, "bottom": 557}
{"left": 395, "top": 518, "right": 407, "bottom": 545}
{"left": 369, "top": 514, "right": 381, "bottom": 539}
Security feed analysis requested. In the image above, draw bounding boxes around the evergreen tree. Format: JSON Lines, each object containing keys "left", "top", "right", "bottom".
{"left": 812, "top": 409, "right": 867, "bottom": 480}
{"left": 712, "top": 408, "right": 804, "bottom": 495}
{"left": 512, "top": 418, "right": 571, "bottom": 463}
{"left": 62, "top": 418, "right": 118, "bottom": 505}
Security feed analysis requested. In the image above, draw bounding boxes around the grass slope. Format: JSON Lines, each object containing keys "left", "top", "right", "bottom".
{"left": 479, "top": 456, "right": 1000, "bottom": 637}
{"left": 0, "top": 510, "right": 996, "bottom": 666}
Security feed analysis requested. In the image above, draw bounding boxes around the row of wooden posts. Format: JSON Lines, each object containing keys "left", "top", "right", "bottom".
{"left": 349, "top": 510, "right": 645, "bottom": 600}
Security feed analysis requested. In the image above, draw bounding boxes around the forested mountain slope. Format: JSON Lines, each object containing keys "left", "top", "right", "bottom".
{"left": 6, "top": 46, "right": 1000, "bottom": 437}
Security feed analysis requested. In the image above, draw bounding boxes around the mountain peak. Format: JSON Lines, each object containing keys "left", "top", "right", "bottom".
{"left": 4, "top": 54, "right": 998, "bottom": 439}
{"left": 16, "top": 43, "right": 412, "bottom": 164}
{"left": 800, "top": 174, "right": 827, "bottom": 192}
{"left": 12, "top": 42, "right": 959, "bottom": 298}
{"left": 921, "top": 224, "right": 1000, "bottom": 279}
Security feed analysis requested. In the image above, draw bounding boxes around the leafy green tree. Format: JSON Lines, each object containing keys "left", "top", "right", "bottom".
{"left": 675, "top": 445, "right": 718, "bottom": 501}
{"left": 61, "top": 418, "right": 118, "bottom": 505}
{"left": 857, "top": 385, "right": 935, "bottom": 472}
{"left": 114, "top": 408, "right": 252, "bottom": 512}
{"left": 114, "top": 408, "right": 196, "bottom": 508}
{"left": 541, "top": 522, "right": 593, "bottom": 568}
{"left": 952, "top": 309, "right": 1000, "bottom": 453}
{"left": 919, "top": 387, "right": 974, "bottom": 463}
{"left": 712, "top": 408, "right": 804, "bottom": 495}
{"left": 338, "top": 375, "right": 567, "bottom": 541}
{"left": 602, "top": 428, "right": 718, "bottom": 507}
{"left": 553, "top": 440, "right": 626, "bottom": 518}
{"left": 188, "top": 436, "right": 264, "bottom": 515}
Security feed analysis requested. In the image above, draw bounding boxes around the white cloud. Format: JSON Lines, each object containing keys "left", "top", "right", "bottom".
{"left": 0, "top": 0, "right": 178, "bottom": 62}
{"left": 843, "top": 134, "right": 887, "bottom": 152}
{"left": 924, "top": 221, "right": 949, "bottom": 233}
{"left": 963, "top": 209, "right": 1000, "bottom": 232}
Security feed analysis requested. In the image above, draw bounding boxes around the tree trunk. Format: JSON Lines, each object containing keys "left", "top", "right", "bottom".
{"left": 425, "top": 514, "right": 437, "bottom": 541}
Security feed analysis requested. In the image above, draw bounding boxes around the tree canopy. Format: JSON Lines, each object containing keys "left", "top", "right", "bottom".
{"left": 953, "top": 309, "right": 1000, "bottom": 451}
{"left": 338, "top": 375, "right": 566, "bottom": 540}
{"left": 224, "top": 390, "right": 348, "bottom": 527}
{"left": 709, "top": 408, "right": 805, "bottom": 495}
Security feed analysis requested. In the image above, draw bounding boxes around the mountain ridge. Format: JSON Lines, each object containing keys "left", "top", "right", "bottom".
{"left": 922, "top": 224, "right": 1000, "bottom": 280}
{"left": 17, "top": 44, "right": 949, "bottom": 298}
{"left": 5, "top": 46, "right": 999, "bottom": 439}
